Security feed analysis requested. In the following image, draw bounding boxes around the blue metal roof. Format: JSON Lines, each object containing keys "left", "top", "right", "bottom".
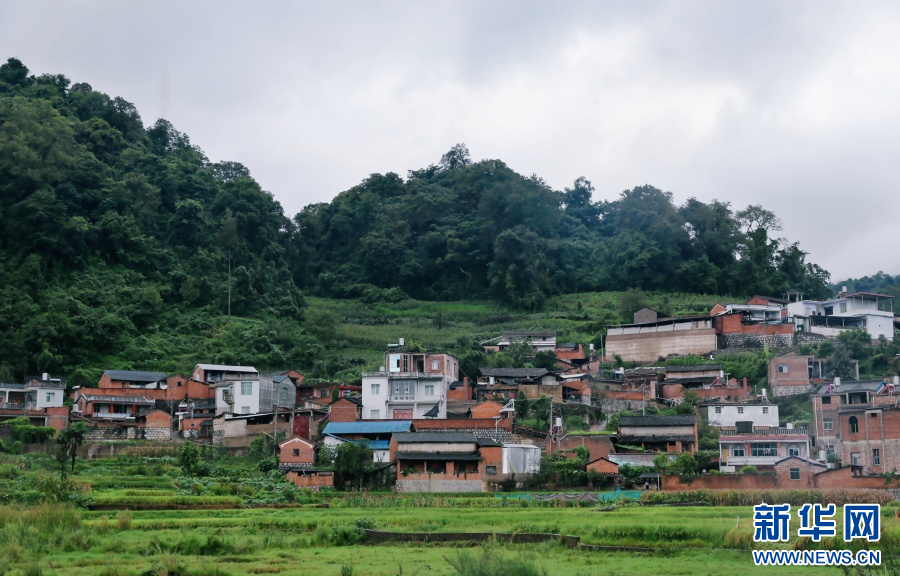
{"left": 367, "top": 440, "right": 390, "bottom": 450}
{"left": 322, "top": 421, "right": 412, "bottom": 435}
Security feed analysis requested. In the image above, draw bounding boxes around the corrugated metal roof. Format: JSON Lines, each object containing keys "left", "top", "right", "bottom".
{"left": 665, "top": 365, "right": 721, "bottom": 373}
{"left": 322, "top": 421, "right": 412, "bottom": 435}
{"left": 501, "top": 330, "right": 556, "bottom": 337}
{"left": 816, "top": 380, "right": 884, "bottom": 395}
{"left": 479, "top": 368, "right": 550, "bottom": 378}
{"left": 608, "top": 453, "right": 674, "bottom": 466}
{"left": 196, "top": 364, "right": 258, "bottom": 373}
{"left": 104, "top": 370, "right": 167, "bottom": 382}
{"left": 81, "top": 394, "right": 154, "bottom": 404}
{"left": 394, "top": 432, "right": 477, "bottom": 443}
{"left": 619, "top": 415, "right": 696, "bottom": 427}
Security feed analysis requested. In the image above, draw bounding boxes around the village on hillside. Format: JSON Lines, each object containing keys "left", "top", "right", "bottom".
{"left": 3, "top": 287, "right": 899, "bottom": 494}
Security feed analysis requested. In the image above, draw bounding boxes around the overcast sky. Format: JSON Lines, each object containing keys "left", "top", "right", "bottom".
{"left": 2, "top": 1, "right": 899, "bottom": 282}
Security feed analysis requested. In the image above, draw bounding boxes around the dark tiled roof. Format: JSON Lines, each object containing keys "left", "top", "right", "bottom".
{"left": 479, "top": 368, "right": 550, "bottom": 378}
{"left": 394, "top": 432, "right": 477, "bottom": 443}
{"left": 395, "top": 452, "right": 481, "bottom": 461}
{"left": 617, "top": 435, "right": 695, "bottom": 444}
{"left": 501, "top": 330, "right": 556, "bottom": 338}
{"left": 665, "top": 365, "right": 721, "bottom": 373}
{"left": 104, "top": 370, "right": 167, "bottom": 382}
{"left": 619, "top": 415, "right": 696, "bottom": 427}
{"left": 477, "top": 438, "right": 503, "bottom": 447}
{"left": 663, "top": 376, "right": 718, "bottom": 385}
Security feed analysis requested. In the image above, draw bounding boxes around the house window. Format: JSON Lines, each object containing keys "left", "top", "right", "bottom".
{"left": 293, "top": 448, "right": 300, "bottom": 457}
{"left": 823, "top": 418, "right": 833, "bottom": 431}
{"left": 241, "top": 406, "right": 250, "bottom": 414}
{"left": 424, "top": 384, "right": 435, "bottom": 396}
{"left": 320, "top": 389, "right": 328, "bottom": 398}
{"left": 849, "top": 416, "right": 859, "bottom": 434}
{"left": 790, "top": 468, "right": 800, "bottom": 480}
{"left": 851, "top": 452, "right": 860, "bottom": 466}
{"left": 280, "top": 388, "right": 288, "bottom": 401}
{"left": 840, "top": 302, "right": 847, "bottom": 313}
{"left": 789, "top": 445, "right": 800, "bottom": 457}
{"left": 714, "top": 407, "right": 721, "bottom": 414}
{"left": 371, "top": 383, "right": 380, "bottom": 395}
{"left": 431, "top": 360, "right": 439, "bottom": 371}
{"left": 486, "top": 465, "right": 497, "bottom": 474}
{"left": 778, "top": 364, "right": 788, "bottom": 373}
{"left": 241, "top": 382, "right": 252, "bottom": 395}
{"left": 873, "top": 449, "right": 881, "bottom": 465}
{"left": 732, "top": 446, "right": 745, "bottom": 457}
{"left": 45, "top": 393, "right": 54, "bottom": 402}
{"left": 737, "top": 407, "right": 744, "bottom": 414}
{"left": 370, "top": 410, "right": 380, "bottom": 419}
{"left": 762, "top": 407, "right": 769, "bottom": 414}
{"left": 822, "top": 396, "right": 832, "bottom": 404}
{"left": 751, "top": 443, "right": 777, "bottom": 457}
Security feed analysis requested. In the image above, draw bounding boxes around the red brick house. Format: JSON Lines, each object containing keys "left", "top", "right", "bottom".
{"left": 617, "top": 415, "right": 698, "bottom": 454}
{"left": 329, "top": 397, "right": 361, "bottom": 422}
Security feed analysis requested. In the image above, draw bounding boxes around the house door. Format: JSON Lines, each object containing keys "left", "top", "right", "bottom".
{"left": 293, "top": 414, "right": 310, "bottom": 439}
{"left": 393, "top": 409, "right": 413, "bottom": 419}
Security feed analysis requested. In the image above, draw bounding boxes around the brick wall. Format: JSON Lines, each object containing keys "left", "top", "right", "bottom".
{"left": 471, "top": 402, "right": 503, "bottom": 419}
{"left": 551, "top": 435, "right": 612, "bottom": 462}
{"left": 280, "top": 438, "right": 315, "bottom": 464}
{"left": 412, "top": 418, "right": 512, "bottom": 431}
{"left": 587, "top": 458, "right": 618, "bottom": 475}
{"left": 662, "top": 473, "right": 777, "bottom": 491}
{"left": 45, "top": 407, "right": 69, "bottom": 431}
{"left": 286, "top": 471, "right": 334, "bottom": 489}
{"left": 329, "top": 399, "right": 360, "bottom": 422}
{"left": 606, "top": 330, "right": 718, "bottom": 363}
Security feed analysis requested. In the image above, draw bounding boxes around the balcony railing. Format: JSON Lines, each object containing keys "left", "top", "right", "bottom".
{"left": 0, "top": 402, "right": 36, "bottom": 410}
{"left": 390, "top": 394, "right": 416, "bottom": 402}
{"left": 724, "top": 455, "right": 781, "bottom": 466}
{"left": 92, "top": 412, "right": 134, "bottom": 420}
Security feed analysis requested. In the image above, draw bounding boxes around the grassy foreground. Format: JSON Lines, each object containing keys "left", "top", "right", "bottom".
{"left": 3, "top": 503, "right": 894, "bottom": 575}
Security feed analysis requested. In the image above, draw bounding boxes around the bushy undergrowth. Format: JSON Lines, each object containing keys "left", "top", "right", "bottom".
{"left": 445, "top": 545, "right": 547, "bottom": 576}
{"left": 640, "top": 488, "right": 893, "bottom": 506}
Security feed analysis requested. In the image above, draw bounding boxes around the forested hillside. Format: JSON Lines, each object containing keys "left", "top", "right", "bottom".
{"left": 0, "top": 57, "right": 832, "bottom": 381}
{"left": 833, "top": 272, "right": 900, "bottom": 298}
{"left": 293, "top": 146, "right": 831, "bottom": 309}
{"left": 0, "top": 58, "right": 312, "bottom": 382}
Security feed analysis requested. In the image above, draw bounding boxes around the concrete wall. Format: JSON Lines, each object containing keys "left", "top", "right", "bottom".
{"left": 396, "top": 478, "right": 483, "bottom": 492}
{"left": 606, "top": 330, "right": 717, "bottom": 362}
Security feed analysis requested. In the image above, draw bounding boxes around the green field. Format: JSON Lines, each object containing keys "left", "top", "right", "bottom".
{"left": 2, "top": 501, "right": 896, "bottom": 576}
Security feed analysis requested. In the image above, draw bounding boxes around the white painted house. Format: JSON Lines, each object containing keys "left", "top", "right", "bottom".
{"left": 192, "top": 364, "right": 261, "bottom": 415}
{"left": 786, "top": 291, "right": 894, "bottom": 341}
{"left": 362, "top": 350, "right": 458, "bottom": 419}
{"left": 707, "top": 403, "right": 779, "bottom": 428}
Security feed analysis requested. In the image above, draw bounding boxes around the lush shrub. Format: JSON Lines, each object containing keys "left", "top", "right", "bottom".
{"left": 640, "top": 489, "right": 892, "bottom": 507}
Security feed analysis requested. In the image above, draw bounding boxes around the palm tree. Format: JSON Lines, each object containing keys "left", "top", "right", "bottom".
{"left": 56, "top": 422, "right": 88, "bottom": 479}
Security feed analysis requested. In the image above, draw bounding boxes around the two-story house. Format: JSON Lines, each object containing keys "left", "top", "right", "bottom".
{"left": 192, "top": 364, "right": 262, "bottom": 415}
{"left": 706, "top": 401, "right": 779, "bottom": 428}
{"left": 480, "top": 330, "right": 557, "bottom": 353}
{"left": 812, "top": 377, "right": 900, "bottom": 472}
{"left": 718, "top": 425, "right": 811, "bottom": 471}
{"left": 361, "top": 351, "right": 459, "bottom": 419}
{"left": 786, "top": 290, "right": 894, "bottom": 341}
